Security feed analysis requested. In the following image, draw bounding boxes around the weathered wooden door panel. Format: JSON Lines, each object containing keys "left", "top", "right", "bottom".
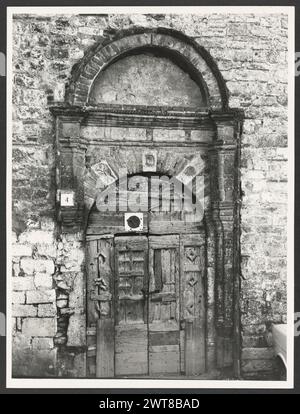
{"left": 181, "top": 234, "right": 206, "bottom": 376}
{"left": 96, "top": 318, "right": 114, "bottom": 377}
{"left": 148, "top": 235, "right": 181, "bottom": 375}
{"left": 86, "top": 236, "right": 114, "bottom": 378}
{"left": 90, "top": 232, "right": 207, "bottom": 378}
{"left": 115, "top": 324, "right": 148, "bottom": 376}
{"left": 114, "top": 236, "right": 149, "bottom": 376}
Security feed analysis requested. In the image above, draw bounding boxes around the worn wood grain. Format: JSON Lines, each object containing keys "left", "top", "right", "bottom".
{"left": 96, "top": 318, "right": 114, "bottom": 377}
{"left": 184, "top": 320, "right": 205, "bottom": 376}
{"left": 149, "top": 350, "right": 180, "bottom": 375}
{"left": 86, "top": 240, "right": 98, "bottom": 325}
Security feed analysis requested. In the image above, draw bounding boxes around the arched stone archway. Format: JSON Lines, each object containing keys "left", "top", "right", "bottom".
{"left": 66, "top": 28, "right": 229, "bottom": 110}
{"left": 50, "top": 27, "right": 243, "bottom": 379}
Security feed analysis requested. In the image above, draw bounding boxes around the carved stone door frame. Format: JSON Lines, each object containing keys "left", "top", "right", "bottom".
{"left": 50, "top": 27, "right": 243, "bottom": 378}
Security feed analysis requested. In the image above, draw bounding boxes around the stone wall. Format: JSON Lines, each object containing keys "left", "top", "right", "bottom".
{"left": 11, "top": 13, "right": 288, "bottom": 378}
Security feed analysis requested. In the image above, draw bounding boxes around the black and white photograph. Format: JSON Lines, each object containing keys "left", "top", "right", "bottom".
{"left": 6, "top": 6, "right": 294, "bottom": 389}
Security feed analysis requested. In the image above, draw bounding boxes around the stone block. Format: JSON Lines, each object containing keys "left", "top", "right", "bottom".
{"left": 242, "top": 347, "right": 275, "bottom": 360}
{"left": 18, "top": 230, "right": 54, "bottom": 245}
{"left": 38, "top": 303, "right": 57, "bottom": 317}
{"left": 12, "top": 291, "right": 26, "bottom": 304}
{"left": 26, "top": 289, "right": 56, "bottom": 304}
{"left": 68, "top": 273, "right": 84, "bottom": 308}
{"left": 12, "top": 262, "right": 20, "bottom": 277}
{"left": 153, "top": 129, "right": 185, "bottom": 142}
{"left": 34, "top": 273, "right": 53, "bottom": 290}
{"left": 13, "top": 276, "right": 35, "bottom": 291}
{"left": 32, "top": 337, "right": 54, "bottom": 350}
{"left": 109, "top": 127, "right": 147, "bottom": 141}
{"left": 35, "top": 243, "right": 57, "bottom": 258}
{"left": 22, "top": 317, "right": 56, "bottom": 337}
{"left": 12, "top": 347, "right": 57, "bottom": 377}
{"left": 40, "top": 217, "right": 56, "bottom": 231}
{"left": 241, "top": 359, "right": 275, "bottom": 373}
{"left": 12, "top": 304, "right": 37, "bottom": 317}
{"left": 20, "top": 258, "right": 55, "bottom": 275}
{"left": 12, "top": 244, "right": 32, "bottom": 257}
{"left": 67, "top": 313, "right": 86, "bottom": 347}
{"left": 12, "top": 232, "right": 17, "bottom": 244}
{"left": 73, "top": 353, "right": 86, "bottom": 377}
{"left": 243, "top": 324, "right": 267, "bottom": 336}
{"left": 190, "top": 130, "right": 213, "bottom": 142}
{"left": 13, "top": 333, "right": 31, "bottom": 350}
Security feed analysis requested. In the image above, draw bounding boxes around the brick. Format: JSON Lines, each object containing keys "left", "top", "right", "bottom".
{"left": 38, "top": 303, "right": 57, "bottom": 317}
{"left": 26, "top": 289, "right": 56, "bottom": 304}
{"left": 12, "top": 291, "right": 26, "bottom": 304}
{"left": 13, "top": 276, "right": 35, "bottom": 291}
{"left": 34, "top": 273, "right": 53, "bottom": 290}
{"left": 20, "top": 258, "right": 55, "bottom": 275}
{"left": 12, "top": 304, "right": 37, "bottom": 317}
{"left": 22, "top": 318, "right": 56, "bottom": 337}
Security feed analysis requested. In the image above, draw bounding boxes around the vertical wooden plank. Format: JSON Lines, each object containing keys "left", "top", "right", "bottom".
{"left": 114, "top": 236, "right": 149, "bottom": 376}
{"left": 181, "top": 235, "right": 206, "bottom": 376}
{"left": 86, "top": 240, "right": 98, "bottom": 325}
{"left": 185, "top": 319, "right": 205, "bottom": 376}
{"left": 162, "top": 249, "right": 170, "bottom": 285}
{"left": 148, "top": 235, "right": 181, "bottom": 375}
{"left": 169, "top": 249, "right": 175, "bottom": 283}
{"left": 170, "top": 301, "right": 176, "bottom": 320}
{"left": 96, "top": 318, "right": 114, "bottom": 377}
{"left": 154, "top": 250, "right": 162, "bottom": 291}
{"left": 148, "top": 247, "right": 155, "bottom": 295}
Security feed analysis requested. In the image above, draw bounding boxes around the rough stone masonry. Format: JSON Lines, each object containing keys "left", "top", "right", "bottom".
{"left": 11, "top": 13, "right": 288, "bottom": 379}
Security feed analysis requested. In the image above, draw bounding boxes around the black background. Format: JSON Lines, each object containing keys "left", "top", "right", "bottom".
{"left": 0, "top": 0, "right": 299, "bottom": 397}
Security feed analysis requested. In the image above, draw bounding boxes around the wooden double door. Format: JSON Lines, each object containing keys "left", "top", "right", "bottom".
{"left": 87, "top": 233, "right": 206, "bottom": 378}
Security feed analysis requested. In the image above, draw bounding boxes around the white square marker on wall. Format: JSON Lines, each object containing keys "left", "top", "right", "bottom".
{"left": 60, "top": 191, "right": 75, "bottom": 207}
